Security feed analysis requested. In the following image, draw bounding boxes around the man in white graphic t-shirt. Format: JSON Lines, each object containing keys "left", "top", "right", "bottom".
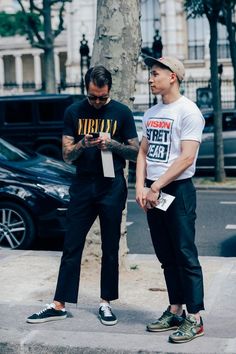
{"left": 136, "top": 56, "right": 205, "bottom": 344}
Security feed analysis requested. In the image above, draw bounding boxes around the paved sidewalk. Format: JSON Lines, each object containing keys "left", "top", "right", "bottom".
{"left": 0, "top": 249, "right": 236, "bottom": 353}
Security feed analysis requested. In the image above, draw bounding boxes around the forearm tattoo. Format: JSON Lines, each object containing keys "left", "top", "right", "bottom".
{"left": 62, "top": 135, "right": 84, "bottom": 164}
{"left": 107, "top": 137, "right": 139, "bottom": 162}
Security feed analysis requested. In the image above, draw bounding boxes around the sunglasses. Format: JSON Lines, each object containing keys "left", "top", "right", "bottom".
{"left": 87, "top": 95, "right": 109, "bottom": 102}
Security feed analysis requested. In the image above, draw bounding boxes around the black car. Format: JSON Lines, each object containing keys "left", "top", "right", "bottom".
{"left": 197, "top": 109, "right": 236, "bottom": 174}
{"left": 0, "top": 138, "right": 75, "bottom": 250}
{"left": 0, "top": 94, "right": 84, "bottom": 159}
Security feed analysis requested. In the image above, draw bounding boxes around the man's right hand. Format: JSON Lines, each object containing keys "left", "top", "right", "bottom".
{"left": 136, "top": 186, "right": 149, "bottom": 211}
{"left": 81, "top": 134, "right": 102, "bottom": 148}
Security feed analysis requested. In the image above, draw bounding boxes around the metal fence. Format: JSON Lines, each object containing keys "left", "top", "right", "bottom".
{"left": 1, "top": 79, "right": 235, "bottom": 110}
{"left": 183, "top": 79, "right": 235, "bottom": 109}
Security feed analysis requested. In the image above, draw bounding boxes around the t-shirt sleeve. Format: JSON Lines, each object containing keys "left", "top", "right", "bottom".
{"left": 63, "top": 106, "right": 75, "bottom": 137}
{"left": 181, "top": 112, "right": 205, "bottom": 142}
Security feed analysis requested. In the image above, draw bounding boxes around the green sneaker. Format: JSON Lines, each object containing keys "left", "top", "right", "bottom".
{"left": 146, "top": 307, "right": 186, "bottom": 332}
{"left": 169, "top": 314, "right": 204, "bottom": 343}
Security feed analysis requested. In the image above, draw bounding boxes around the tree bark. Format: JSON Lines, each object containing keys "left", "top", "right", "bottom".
{"left": 208, "top": 17, "right": 226, "bottom": 181}
{"left": 223, "top": 2, "right": 236, "bottom": 108}
{"left": 83, "top": 0, "right": 141, "bottom": 263}
{"left": 91, "top": 0, "right": 141, "bottom": 107}
{"left": 43, "top": 0, "right": 56, "bottom": 93}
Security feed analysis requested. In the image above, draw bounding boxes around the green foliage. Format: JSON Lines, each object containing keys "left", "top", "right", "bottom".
{"left": 184, "top": 0, "right": 205, "bottom": 18}
{"left": 0, "top": 11, "right": 42, "bottom": 37}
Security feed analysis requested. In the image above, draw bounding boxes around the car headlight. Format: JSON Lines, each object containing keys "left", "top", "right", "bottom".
{"left": 37, "top": 184, "right": 70, "bottom": 202}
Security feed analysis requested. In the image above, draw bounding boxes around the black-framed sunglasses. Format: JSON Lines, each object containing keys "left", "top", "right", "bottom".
{"left": 87, "top": 95, "right": 109, "bottom": 102}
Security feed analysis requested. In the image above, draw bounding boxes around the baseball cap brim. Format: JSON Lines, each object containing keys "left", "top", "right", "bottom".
{"left": 144, "top": 56, "right": 185, "bottom": 82}
{"left": 144, "top": 57, "right": 162, "bottom": 68}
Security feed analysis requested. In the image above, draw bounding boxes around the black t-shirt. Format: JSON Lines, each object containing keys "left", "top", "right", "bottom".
{"left": 63, "top": 98, "right": 137, "bottom": 176}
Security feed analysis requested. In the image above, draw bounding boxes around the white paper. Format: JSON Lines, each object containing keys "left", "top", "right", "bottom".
{"left": 99, "top": 132, "right": 115, "bottom": 178}
{"left": 155, "top": 192, "right": 175, "bottom": 211}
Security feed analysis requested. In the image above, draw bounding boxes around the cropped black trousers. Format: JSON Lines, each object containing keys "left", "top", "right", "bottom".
{"left": 146, "top": 178, "right": 204, "bottom": 314}
{"left": 54, "top": 172, "right": 127, "bottom": 304}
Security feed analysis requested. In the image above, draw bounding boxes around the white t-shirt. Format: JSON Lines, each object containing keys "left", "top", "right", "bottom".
{"left": 142, "top": 96, "right": 205, "bottom": 181}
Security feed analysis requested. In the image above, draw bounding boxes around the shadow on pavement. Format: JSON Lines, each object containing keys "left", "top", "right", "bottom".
{"left": 33, "top": 237, "right": 64, "bottom": 251}
{"left": 220, "top": 234, "right": 236, "bottom": 256}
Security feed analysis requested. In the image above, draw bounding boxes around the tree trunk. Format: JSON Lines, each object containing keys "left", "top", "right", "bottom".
{"left": 209, "top": 17, "right": 226, "bottom": 182}
{"left": 83, "top": 0, "right": 141, "bottom": 263}
{"left": 43, "top": 0, "right": 56, "bottom": 93}
{"left": 224, "top": 4, "right": 236, "bottom": 108}
{"left": 44, "top": 47, "right": 56, "bottom": 93}
{"left": 91, "top": 0, "right": 141, "bottom": 107}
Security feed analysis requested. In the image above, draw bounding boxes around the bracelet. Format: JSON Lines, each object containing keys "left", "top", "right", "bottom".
{"left": 81, "top": 138, "right": 86, "bottom": 148}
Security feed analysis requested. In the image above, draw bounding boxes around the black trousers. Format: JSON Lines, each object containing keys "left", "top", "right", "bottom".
{"left": 54, "top": 172, "right": 127, "bottom": 304}
{"left": 146, "top": 178, "right": 204, "bottom": 314}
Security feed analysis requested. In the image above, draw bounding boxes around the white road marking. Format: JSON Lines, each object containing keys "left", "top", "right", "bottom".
{"left": 220, "top": 201, "right": 236, "bottom": 205}
{"left": 225, "top": 224, "right": 236, "bottom": 230}
{"left": 126, "top": 221, "right": 133, "bottom": 227}
{"left": 127, "top": 199, "right": 136, "bottom": 203}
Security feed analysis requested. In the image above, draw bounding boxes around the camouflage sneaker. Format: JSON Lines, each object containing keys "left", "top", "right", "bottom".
{"left": 146, "top": 307, "right": 186, "bottom": 332}
{"left": 169, "top": 314, "right": 204, "bottom": 343}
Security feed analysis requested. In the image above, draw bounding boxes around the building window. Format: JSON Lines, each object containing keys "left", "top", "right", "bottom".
{"left": 140, "top": 0, "right": 160, "bottom": 49}
{"left": 187, "top": 15, "right": 231, "bottom": 60}
{"left": 187, "top": 17, "right": 206, "bottom": 60}
{"left": 217, "top": 23, "right": 230, "bottom": 59}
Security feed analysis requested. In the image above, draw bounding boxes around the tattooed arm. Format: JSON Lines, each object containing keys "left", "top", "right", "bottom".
{"left": 62, "top": 134, "right": 103, "bottom": 164}
{"left": 98, "top": 137, "right": 139, "bottom": 162}
{"left": 62, "top": 135, "right": 84, "bottom": 164}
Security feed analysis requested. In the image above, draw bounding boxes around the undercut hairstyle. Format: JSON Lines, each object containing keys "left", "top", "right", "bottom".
{"left": 153, "top": 62, "right": 181, "bottom": 85}
{"left": 85, "top": 65, "right": 112, "bottom": 91}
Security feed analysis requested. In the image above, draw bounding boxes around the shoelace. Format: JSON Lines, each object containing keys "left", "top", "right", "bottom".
{"left": 100, "top": 304, "right": 112, "bottom": 317}
{"left": 178, "top": 317, "right": 194, "bottom": 333}
{"left": 36, "top": 303, "right": 55, "bottom": 315}
{"left": 154, "top": 310, "right": 170, "bottom": 324}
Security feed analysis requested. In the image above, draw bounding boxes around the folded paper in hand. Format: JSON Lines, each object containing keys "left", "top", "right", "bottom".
{"left": 99, "top": 132, "right": 115, "bottom": 178}
{"left": 155, "top": 192, "right": 175, "bottom": 211}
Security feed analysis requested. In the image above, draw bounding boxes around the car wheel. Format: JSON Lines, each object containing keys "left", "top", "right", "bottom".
{"left": 0, "top": 202, "right": 36, "bottom": 250}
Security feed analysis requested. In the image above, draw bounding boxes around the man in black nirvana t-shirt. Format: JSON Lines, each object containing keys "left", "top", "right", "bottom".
{"left": 27, "top": 66, "right": 139, "bottom": 326}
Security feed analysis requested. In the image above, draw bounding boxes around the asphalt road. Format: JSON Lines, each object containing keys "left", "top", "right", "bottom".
{"left": 34, "top": 188, "right": 236, "bottom": 257}
{"left": 127, "top": 189, "right": 236, "bottom": 257}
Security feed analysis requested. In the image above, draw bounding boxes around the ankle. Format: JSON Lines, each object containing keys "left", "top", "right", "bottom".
{"left": 53, "top": 301, "right": 65, "bottom": 310}
{"left": 100, "top": 299, "right": 110, "bottom": 306}
{"left": 189, "top": 313, "right": 201, "bottom": 323}
{"left": 170, "top": 304, "right": 183, "bottom": 316}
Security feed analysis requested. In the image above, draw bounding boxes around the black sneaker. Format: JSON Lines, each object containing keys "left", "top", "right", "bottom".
{"left": 147, "top": 306, "right": 186, "bottom": 332}
{"left": 27, "top": 303, "right": 67, "bottom": 323}
{"left": 98, "top": 303, "right": 118, "bottom": 326}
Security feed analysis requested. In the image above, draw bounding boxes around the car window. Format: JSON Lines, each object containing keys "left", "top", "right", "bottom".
{"left": 223, "top": 112, "right": 236, "bottom": 131}
{"left": 38, "top": 97, "right": 72, "bottom": 123}
{"left": 203, "top": 112, "right": 214, "bottom": 133}
{"left": 203, "top": 110, "right": 236, "bottom": 133}
{"left": 0, "top": 138, "right": 29, "bottom": 161}
{"left": 4, "top": 100, "right": 33, "bottom": 124}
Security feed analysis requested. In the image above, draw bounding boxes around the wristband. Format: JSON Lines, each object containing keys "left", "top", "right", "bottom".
{"left": 81, "top": 138, "right": 86, "bottom": 148}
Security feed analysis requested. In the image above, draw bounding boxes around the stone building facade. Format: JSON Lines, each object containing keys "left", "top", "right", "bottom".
{"left": 0, "top": 0, "right": 234, "bottom": 107}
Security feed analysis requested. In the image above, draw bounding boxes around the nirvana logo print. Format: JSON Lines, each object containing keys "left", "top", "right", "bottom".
{"left": 77, "top": 118, "right": 117, "bottom": 136}
{"left": 146, "top": 118, "right": 173, "bottom": 163}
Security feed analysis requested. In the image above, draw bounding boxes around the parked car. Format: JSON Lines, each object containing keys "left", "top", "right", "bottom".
{"left": 128, "top": 112, "right": 144, "bottom": 183}
{"left": 133, "top": 111, "right": 144, "bottom": 142}
{"left": 0, "top": 93, "right": 84, "bottom": 159}
{"left": 0, "top": 138, "right": 75, "bottom": 250}
{"left": 197, "top": 109, "right": 236, "bottom": 174}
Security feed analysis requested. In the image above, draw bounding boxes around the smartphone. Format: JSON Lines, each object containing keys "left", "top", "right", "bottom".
{"left": 89, "top": 132, "right": 99, "bottom": 139}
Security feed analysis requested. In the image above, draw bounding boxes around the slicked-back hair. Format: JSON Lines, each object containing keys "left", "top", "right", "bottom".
{"left": 85, "top": 65, "right": 112, "bottom": 92}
